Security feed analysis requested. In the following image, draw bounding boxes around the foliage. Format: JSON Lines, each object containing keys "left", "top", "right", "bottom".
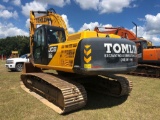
{"left": 0, "top": 36, "right": 30, "bottom": 57}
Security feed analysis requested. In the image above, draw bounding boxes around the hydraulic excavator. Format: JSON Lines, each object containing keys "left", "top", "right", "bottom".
{"left": 11, "top": 51, "right": 19, "bottom": 58}
{"left": 20, "top": 9, "right": 137, "bottom": 114}
{"left": 94, "top": 26, "right": 160, "bottom": 77}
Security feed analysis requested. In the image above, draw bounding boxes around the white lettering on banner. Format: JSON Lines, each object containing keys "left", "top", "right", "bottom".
{"left": 113, "top": 43, "right": 121, "bottom": 53}
{"left": 121, "top": 44, "right": 129, "bottom": 53}
{"left": 104, "top": 43, "right": 137, "bottom": 54}
{"left": 104, "top": 43, "right": 137, "bottom": 62}
{"left": 104, "top": 54, "right": 137, "bottom": 58}
{"left": 120, "top": 58, "right": 133, "bottom": 62}
{"left": 129, "top": 45, "right": 134, "bottom": 53}
{"left": 104, "top": 43, "right": 112, "bottom": 53}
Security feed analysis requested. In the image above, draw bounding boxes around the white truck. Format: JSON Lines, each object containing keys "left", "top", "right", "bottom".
{"left": 5, "top": 54, "right": 29, "bottom": 72}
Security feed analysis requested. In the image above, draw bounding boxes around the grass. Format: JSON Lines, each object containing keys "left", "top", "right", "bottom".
{"left": 0, "top": 60, "right": 160, "bottom": 120}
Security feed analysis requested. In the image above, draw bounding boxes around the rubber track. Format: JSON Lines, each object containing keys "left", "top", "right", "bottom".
{"left": 21, "top": 73, "right": 87, "bottom": 114}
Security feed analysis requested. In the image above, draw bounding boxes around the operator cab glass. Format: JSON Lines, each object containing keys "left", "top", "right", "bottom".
{"left": 135, "top": 40, "right": 148, "bottom": 54}
{"left": 141, "top": 41, "right": 148, "bottom": 49}
{"left": 33, "top": 25, "right": 66, "bottom": 65}
{"left": 46, "top": 26, "right": 66, "bottom": 44}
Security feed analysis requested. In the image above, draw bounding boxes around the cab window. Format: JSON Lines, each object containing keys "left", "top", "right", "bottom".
{"left": 47, "top": 28, "right": 66, "bottom": 44}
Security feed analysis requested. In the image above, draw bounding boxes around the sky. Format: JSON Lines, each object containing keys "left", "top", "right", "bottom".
{"left": 0, "top": 0, "right": 160, "bottom": 45}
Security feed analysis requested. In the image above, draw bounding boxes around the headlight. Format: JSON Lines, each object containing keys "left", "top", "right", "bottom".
{"left": 6, "top": 60, "right": 14, "bottom": 64}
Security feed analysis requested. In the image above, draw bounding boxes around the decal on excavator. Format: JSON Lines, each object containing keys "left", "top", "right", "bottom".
{"left": 48, "top": 46, "right": 57, "bottom": 58}
{"left": 104, "top": 43, "right": 137, "bottom": 62}
{"left": 48, "top": 46, "right": 57, "bottom": 52}
{"left": 84, "top": 64, "right": 91, "bottom": 68}
{"left": 104, "top": 43, "right": 137, "bottom": 54}
{"left": 84, "top": 45, "right": 92, "bottom": 68}
{"left": 35, "top": 17, "right": 51, "bottom": 23}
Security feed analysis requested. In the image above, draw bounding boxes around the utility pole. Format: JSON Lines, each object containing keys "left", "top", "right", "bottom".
{"left": 132, "top": 22, "right": 137, "bottom": 38}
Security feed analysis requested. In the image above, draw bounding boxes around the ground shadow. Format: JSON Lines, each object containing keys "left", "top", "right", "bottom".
{"left": 8, "top": 71, "right": 19, "bottom": 72}
{"left": 64, "top": 89, "right": 129, "bottom": 115}
{"left": 84, "top": 89, "right": 128, "bottom": 110}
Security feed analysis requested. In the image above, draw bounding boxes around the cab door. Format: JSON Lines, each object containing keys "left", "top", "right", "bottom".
{"left": 33, "top": 26, "right": 48, "bottom": 65}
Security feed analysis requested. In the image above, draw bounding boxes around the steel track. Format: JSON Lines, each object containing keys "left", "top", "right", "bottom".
{"left": 21, "top": 73, "right": 87, "bottom": 114}
{"left": 80, "top": 75, "right": 133, "bottom": 97}
{"left": 129, "top": 64, "right": 160, "bottom": 78}
{"left": 21, "top": 72, "right": 133, "bottom": 114}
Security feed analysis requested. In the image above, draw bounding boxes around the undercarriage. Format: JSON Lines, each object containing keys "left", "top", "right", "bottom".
{"left": 21, "top": 67, "right": 133, "bottom": 114}
{"left": 129, "top": 64, "right": 160, "bottom": 78}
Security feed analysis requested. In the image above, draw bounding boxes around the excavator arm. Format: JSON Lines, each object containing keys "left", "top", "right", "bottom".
{"left": 94, "top": 26, "right": 153, "bottom": 46}
{"left": 94, "top": 27, "right": 137, "bottom": 40}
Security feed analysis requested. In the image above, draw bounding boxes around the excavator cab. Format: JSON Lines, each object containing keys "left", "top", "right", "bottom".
{"left": 135, "top": 40, "right": 147, "bottom": 54}
{"left": 135, "top": 40, "right": 149, "bottom": 63}
{"left": 33, "top": 25, "right": 66, "bottom": 65}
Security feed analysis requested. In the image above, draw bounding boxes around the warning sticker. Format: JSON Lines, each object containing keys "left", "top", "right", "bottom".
{"left": 84, "top": 64, "right": 91, "bottom": 68}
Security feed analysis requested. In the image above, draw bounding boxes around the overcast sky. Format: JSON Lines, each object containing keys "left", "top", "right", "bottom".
{"left": 0, "top": 0, "right": 160, "bottom": 45}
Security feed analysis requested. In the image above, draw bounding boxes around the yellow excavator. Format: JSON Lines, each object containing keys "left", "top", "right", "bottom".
{"left": 11, "top": 51, "right": 19, "bottom": 58}
{"left": 21, "top": 8, "right": 137, "bottom": 114}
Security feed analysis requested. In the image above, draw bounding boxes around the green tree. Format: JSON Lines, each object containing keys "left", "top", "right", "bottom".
{"left": 0, "top": 36, "right": 30, "bottom": 57}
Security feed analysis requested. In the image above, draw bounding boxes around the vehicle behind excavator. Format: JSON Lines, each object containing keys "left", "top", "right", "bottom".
{"left": 11, "top": 51, "right": 19, "bottom": 58}
{"left": 20, "top": 9, "right": 137, "bottom": 114}
{"left": 94, "top": 26, "right": 160, "bottom": 77}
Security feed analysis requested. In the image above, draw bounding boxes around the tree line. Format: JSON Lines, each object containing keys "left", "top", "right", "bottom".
{"left": 0, "top": 36, "right": 30, "bottom": 57}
